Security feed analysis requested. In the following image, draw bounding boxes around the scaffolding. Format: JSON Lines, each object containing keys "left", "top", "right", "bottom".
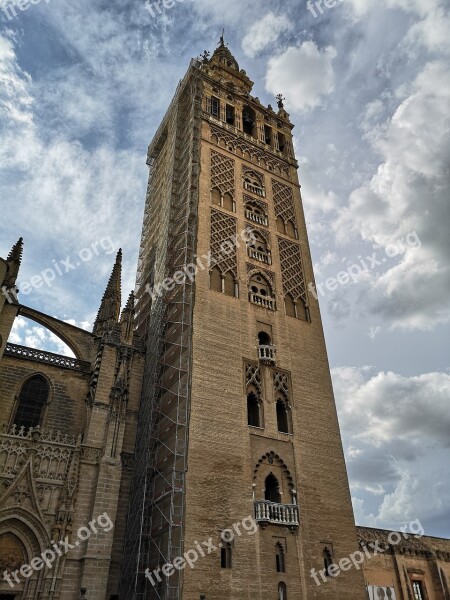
{"left": 120, "top": 59, "right": 203, "bottom": 600}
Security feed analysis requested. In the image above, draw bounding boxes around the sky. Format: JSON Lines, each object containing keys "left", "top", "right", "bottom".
{"left": 0, "top": 0, "right": 449, "bottom": 537}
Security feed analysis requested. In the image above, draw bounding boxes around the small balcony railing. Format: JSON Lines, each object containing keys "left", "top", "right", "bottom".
{"left": 248, "top": 248, "right": 271, "bottom": 265}
{"left": 4, "top": 343, "right": 90, "bottom": 372}
{"left": 254, "top": 500, "right": 299, "bottom": 527}
{"left": 258, "top": 344, "right": 276, "bottom": 365}
{"left": 249, "top": 292, "right": 276, "bottom": 311}
{"left": 244, "top": 181, "right": 266, "bottom": 197}
{"left": 246, "top": 210, "right": 268, "bottom": 226}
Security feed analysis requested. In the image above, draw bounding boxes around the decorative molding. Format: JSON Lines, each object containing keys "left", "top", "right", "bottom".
{"left": 80, "top": 446, "right": 102, "bottom": 464}
{"left": 209, "top": 123, "right": 292, "bottom": 177}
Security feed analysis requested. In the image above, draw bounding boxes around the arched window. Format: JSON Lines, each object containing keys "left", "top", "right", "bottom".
{"left": 245, "top": 200, "right": 268, "bottom": 226}
{"left": 276, "top": 400, "right": 291, "bottom": 434}
{"left": 286, "top": 220, "right": 297, "bottom": 239}
{"left": 222, "top": 192, "right": 234, "bottom": 212}
{"left": 323, "top": 547, "right": 333, "bottom": 576}
{"left": 278, "top": 582, "right": 287, "bottom": 600}
{"left": 258, "top": 331, "right": 271, "bottom": 346}
{"left": 247, "top": 392, "right": 261, "bottom": 428}
{"left": 210, "top": 266, "right": 223, "bottom": 292}
{"left": 275, "top": 543, "right": 286, "bottom": 573}
{"left": 243, "top": 170, "right": 265, "bottom": 197}
{"left": 284, "top": 294, "right": 296, "bottom": 318}
{"left": 224, "top": 271, "right": 236, "bottom": 297}
{"left": 221, "top": 542, "right": 232, "bottom": 569}
{"left": 211, "top": 187, "right": 221, "bottom": 206}
{"left": 297, "top": 299, "right": 309, "bottom": 322}
{"left": 249, "top": 274, "right": 275, "bottom": 310}
{"left": 248, "top": 231, "right": 270, "bottom": 264}
{"left": 242, "top": 105, "right": 256, "bottom": 137}
{"left": 276, "top": 216, "right": 286, "bottom": 234}
{"left": 265, "top": 473, "right": 281, "bottom": 503}
{"left": 13, "top": 375, "right": 49, "bottom": 430}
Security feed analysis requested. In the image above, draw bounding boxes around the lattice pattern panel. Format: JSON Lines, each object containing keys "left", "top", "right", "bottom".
{"left": 278, "top": 238, "right": 307, "bottom": 305}
{"left": 211, "top": 150, "right": 235, "bottom": 198}
{"left": 210, "top": 124, "right": 290, "bottom": 177}
{"left": 210, "top": 209, "right": 237, "bottom": 276}
{"left": 274, "top": 371, "right": 290, "bottom": 400}
{"left": 245, "top": 362, "right": 262, "bottom": 395}
{"left": 272, "top": 180, "right": 297, "bottom": 224}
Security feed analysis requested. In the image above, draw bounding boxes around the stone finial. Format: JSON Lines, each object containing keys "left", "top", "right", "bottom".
{"left": 93, "top": 249, "right": 122, "bottom": 337}
{"left": 4, "top": 237, "right": 24, "bottom": 287}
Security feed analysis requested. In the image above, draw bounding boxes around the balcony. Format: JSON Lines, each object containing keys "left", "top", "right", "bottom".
{"left": 254, "top": 500, "right": 299, "bottom": 527}
{"left": 248, "top": 247, "right": 271, "bottom": 265}
{"left": 244, "top": 180, "right": 266, "bottom": 197}
{"left": 245, "top": 210, "right": 268, "bottom": 227}
{"left": 249, "top": 292, "right": 276, "bottom": 311}
{"left": 258, "top": 344, "right": 276, "bottom": 365}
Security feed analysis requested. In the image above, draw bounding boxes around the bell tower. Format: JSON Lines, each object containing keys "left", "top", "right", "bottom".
{"left": 121, "top": 38, "right": 366, "bottom": 599}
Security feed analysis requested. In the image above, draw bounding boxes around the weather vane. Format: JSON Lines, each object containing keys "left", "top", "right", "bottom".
{"left": 276, "top": 94, "right": 285, "bottom": 109}
{"left": 219, "top": 29, "right": 227, "bottom": 47}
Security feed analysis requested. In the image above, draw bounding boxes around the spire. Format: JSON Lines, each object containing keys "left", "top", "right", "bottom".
{"left": 93, "top": 249, "right": 122, "bottom": 337}
{"left": 4, "top": 237, "right": 24, "bottom": 287}
{"left": 120, "top": 290, "right": 135, "bottom": 344}
{"left": 209, "top": 34, "right": 240, "bottom": 73}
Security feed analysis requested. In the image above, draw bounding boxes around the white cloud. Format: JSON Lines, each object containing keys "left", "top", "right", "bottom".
{"left": 9, "top": 317, "right": 76, "bottom": 357}
{"left": 265, "top": 42, "right": 337, "bottom": 112}
{"left": 333, "top": 365, "right": 450, "bottom": 532}
{"left": 334, "top": 60, "right": 450, "bottom": 329}
{"left": 241, "top": 12, "right": 292, "bottom": 58}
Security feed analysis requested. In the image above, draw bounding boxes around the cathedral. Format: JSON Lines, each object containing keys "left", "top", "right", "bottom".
{"left": 0, "top": 40, "right": 449, "bottom": 600}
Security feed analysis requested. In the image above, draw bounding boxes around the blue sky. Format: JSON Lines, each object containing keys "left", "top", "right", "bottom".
{"left": 1, "top": 0, "right": 449, "bottom": 536}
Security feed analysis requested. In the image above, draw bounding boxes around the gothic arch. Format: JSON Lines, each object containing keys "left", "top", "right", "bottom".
{"left": 9, "top": 372, "right": 54, "bottom": 431}
{"left": 0, "top": 510, "right": 48, "bottom": 596}
{"left": 253, "top": 452, "right": 294, "bottom": 491}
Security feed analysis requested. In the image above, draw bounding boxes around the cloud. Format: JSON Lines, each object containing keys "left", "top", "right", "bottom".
{"left": 9, "top": 316, "right": 78, "bottom": 357}
{"left": 333, "top": 366, "right": 450, "bottom": 533}
{"left": 241, "top": 12, "right": 292, "bottom": 58}
{"left": 334, "top": 60, "right": 450, "bottom": 329}
{"left": 0, "top": 32, "right": 144, "bottom": 320}
{"left": 265, "top": 42, "right": 337, "bottom": 112}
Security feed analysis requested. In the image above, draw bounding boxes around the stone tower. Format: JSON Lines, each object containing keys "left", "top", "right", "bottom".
{"left": 121, "top": 39, "right": 366, "bottom": 599}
